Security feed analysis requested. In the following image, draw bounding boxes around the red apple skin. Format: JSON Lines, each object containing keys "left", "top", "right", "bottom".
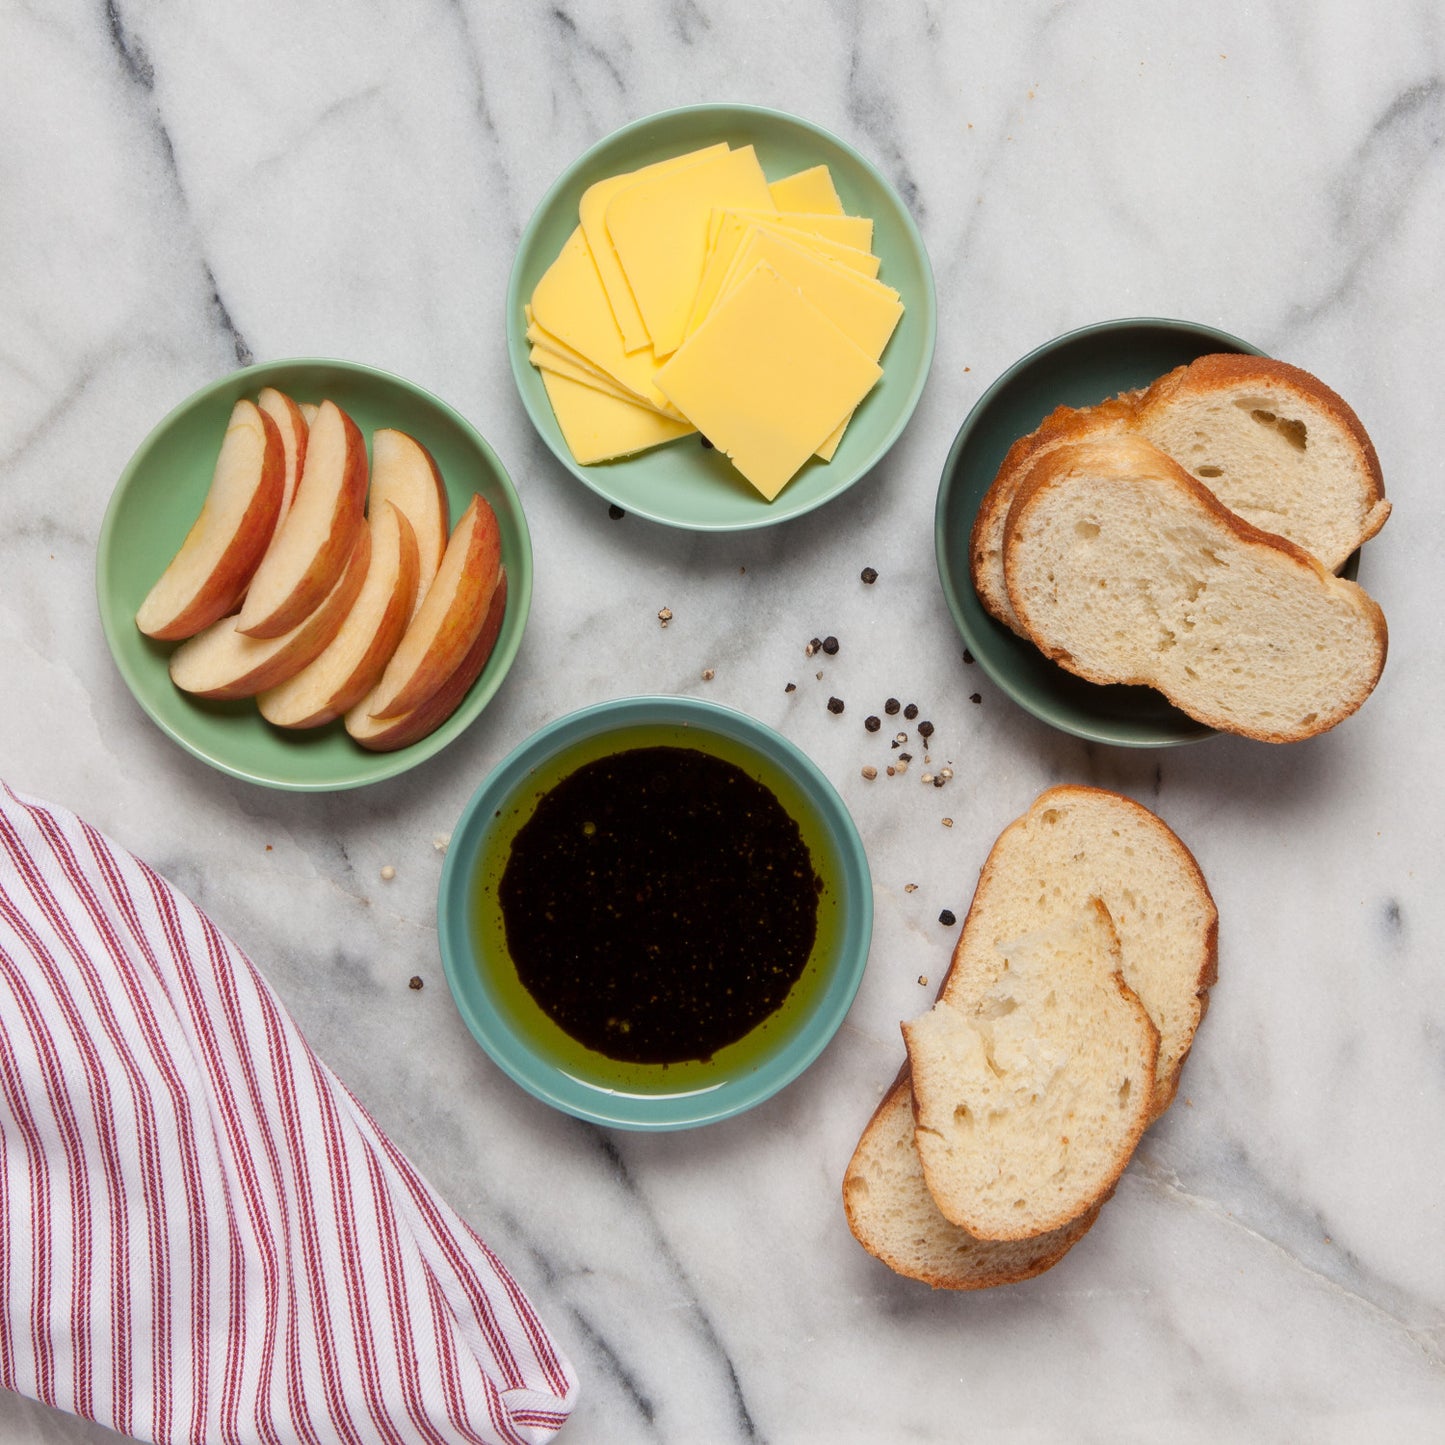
{"left": 136, "top": 402, "right": 285, "bottom": 641}
{"left": 236, "top": 400, "right": 368, "bottom": 640}
{"left": 370, "top": 428, "right": 450, "bottom": 618}
{"left": 366, "top": 493, "right": 502, "bottom": 720}
{"left": 168, "top": 527, "right": 372, "bottom": 700}
{"left": 257, "top": 503, "right": 421, "bottom": 730}
{"left": 257, "top": 387, "right": 310, "bottom": 523}
{"left": 347, "top": 569, "right": 509, "bottom": 752}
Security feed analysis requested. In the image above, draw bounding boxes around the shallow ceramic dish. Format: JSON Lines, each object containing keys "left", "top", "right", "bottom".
{"left": 437, "top": 696, "right": 873, "bottom": 1130}
{"left": 97, "top": 358, "right": 531, "bottom": 790}
{"left": 507, "top": 103, "right": 936, "bottom": 531}
{"left": 935, "top": 317, "right": 1267, "bottom": 747}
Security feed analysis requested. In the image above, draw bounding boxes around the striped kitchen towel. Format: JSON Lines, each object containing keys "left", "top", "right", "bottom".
{"left": 0, "top": 781, "right": 578, "bottom": 1445}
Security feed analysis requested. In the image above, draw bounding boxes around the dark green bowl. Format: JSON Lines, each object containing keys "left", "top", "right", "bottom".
{"left": 935, "top": 317, "right": 1267, "bottom": 748}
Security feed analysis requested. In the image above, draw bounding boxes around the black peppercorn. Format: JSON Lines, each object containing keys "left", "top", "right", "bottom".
{"left": 904, "top": 703, "right": 919, "bottom": 720}
{"left": 827, "top": 697, "right": 845, "bottom": 714}
{"left": 822, "top": 636, "right": 839, "bottom": 655}
{"left": 918, "top": 720, "right": 934, "bottom": 739}
{"left": 938, "top": 910, "right": 957, "bottom": 927}
{"left": 864, "top": 715, "right": 881, "bottom": 732}
{"left": 884, "top": 698, "right": 900, "bottom": 715}
{"left": 861, "top": 566, "right": 878, "bottom": 584}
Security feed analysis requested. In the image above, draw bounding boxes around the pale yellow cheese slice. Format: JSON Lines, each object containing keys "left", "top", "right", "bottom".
{"left": 529, "top": 227, "right": 676, "bottom": 413}
{"left": 768, "top": 164, "right": 844, "bottom": 215}
{"left": 539, "top": 368, "right": 695, "bottom": 464}
{"left": 654, "top": 261, "right": 882, "bottom": 501}
{"left": 605, "top": 145, "right": 776, "bottom": 358}
{"left": 578, "top": 143, "right": 730, "bottom": 353}
{"left": 717, "top": 228, "right": 903, "bottom": 359}
{"left": 529, "top": 344, "right": 676, "bottom": 413}
{"left": 726, "top": 208, "right": 873, "bottom": 253}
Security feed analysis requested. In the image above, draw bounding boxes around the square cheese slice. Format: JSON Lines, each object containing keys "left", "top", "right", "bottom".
{"left": 529, "top": 227, "right": 675, "bottom": 413}
{"left": 654, "top": 261, "right": 882, "bottom": 501}
{"left": 539, "top": 369, "right": 695, "bottom": 465}
{"left": 578, "top": 143, "right": 729, "bottom": 352}
{"left": 605, "top": 144, "right": 775, "bottom": 358}
{"left": 768, "top": 164, "right": 844, "bottom": 215}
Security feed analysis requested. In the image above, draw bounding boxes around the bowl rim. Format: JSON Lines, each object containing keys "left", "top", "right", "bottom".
{"left": 934, "top": 315, "right": 1267, "bottom": 748}
{"left": 95, "top": 355, "right": 533, "bottom": 790}
{"left": 505, "top": 100, "right": 938, "bottom": 533}
{"left": 436, "top": 693, "right": 874, "bottom": 1130}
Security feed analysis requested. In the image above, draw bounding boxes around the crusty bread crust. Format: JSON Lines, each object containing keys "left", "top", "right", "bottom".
{"left": 969, "top": 396, "right": 1138, "bottom": 635}
{"left": 843, "top": 1074, "right": 1104, "bottom": 1289}
{"left": 1002, "top": 434, "right": 1389, "bottom": 742}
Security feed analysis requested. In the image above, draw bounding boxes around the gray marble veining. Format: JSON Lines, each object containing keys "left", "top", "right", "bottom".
{"left": 2, "top": 0, "right": 1443, "bottom": 1440}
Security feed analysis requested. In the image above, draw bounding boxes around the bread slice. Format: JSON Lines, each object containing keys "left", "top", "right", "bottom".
{"left": 969, "top": 396, "right": 1137, "bottom": 636}
{"left": 1003, "top": 434, "right": 1388, "bottom": 742}
{"left": 843, "top": 1077, "right": 1102, "bottom": 1289}
{"left": 843, "top": 785, "right": 1216, "bottom": 1284}
{"left": 1132, "top": 352, "right": 1389, "bottom": 571}
{"left": 969, "top": 355, "right": 1389, "bottom": 635}
{"left": 904, "top": 901, "right": 1159, "bottom": 1241}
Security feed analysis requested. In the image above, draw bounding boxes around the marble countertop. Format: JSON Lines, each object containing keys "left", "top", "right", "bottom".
{"left": 3, "top": 1, "right": 1442, "bottom": 1440}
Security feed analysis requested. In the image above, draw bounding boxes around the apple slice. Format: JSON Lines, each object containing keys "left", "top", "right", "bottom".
{"left": 370, "top": 429, "right": 450, "bottom": 619}
{"left": 364, "top": 493, "right": 502, "bottom": 721}
{"left": 169, "top": 528, "right": 371, "bottom": 700}
{"left": 257, "top": 387, "right": 309, "bottom": 522}
{"left": 347, "top": 569, "right": 508, "bottom": 752}
{"left": 257, "top": 503, "right": 420, "bottom": 729}
{"left": 299, "top": 402, "right": 320, "bottom": 426}
{"left": 236, "top": 399, "right": 367, "bottom": 639}
{"left": 135, "top": 400, "right": 284, "bottom": 640}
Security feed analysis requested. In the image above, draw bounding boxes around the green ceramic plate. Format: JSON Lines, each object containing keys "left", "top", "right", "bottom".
{"left": 936, "top": 318, "right": 1267, "bottom": 747}
{"left": 507, "top": 103, "right": 936, "bottom": 531}
{"left": 437, "top": 696, "right": 873, "bottom": 1130}
{"left": 97, "top": 359, "right": 531, "bottom": 790}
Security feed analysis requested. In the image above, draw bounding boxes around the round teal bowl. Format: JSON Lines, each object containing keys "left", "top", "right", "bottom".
{"left": 935, "top": 317, "right": 1263, "bottom": 748}
{"left": 96, "top": 358, "right": 531, "bottom": 790}
{"left": 437, "top": 696, "right": 873, "bottom": 1130}
{"left": 507, "top": 103, "right": 937, "bottom": 531}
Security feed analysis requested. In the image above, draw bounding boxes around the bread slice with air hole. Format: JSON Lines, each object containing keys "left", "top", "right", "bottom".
{"left": 904, "top": 900, "right": 1158, "bottom": 1241}
{"left": 969, "top": 354, "right": 1389, "bottom": 637}
{"left": 1002, "top": 433, "right": 1388, "bottom": 742}
{"left": 843, "top": 1075, "right": 1103, "bottom": 1289}
{"left": 1132, "top": 352, "right": 1389, "bottom": 571}
{"left": 843, "top": 785, "right": 1216, "bottom": 1284}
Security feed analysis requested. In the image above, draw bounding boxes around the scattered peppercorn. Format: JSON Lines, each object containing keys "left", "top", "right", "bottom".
{"left": 899, "top": 752, "right": 912, "bottom": 763}
{"left": 942, "top": 818, "right": 954, "bottom": 828}
{"left": 380, "top": 865, "right": 396, "bottom": 881}
{"left": 806, "top": 637, "right": 822, "bottom": 657}
{"left": 861, "top": 765, "right": 877, "bottom": 781}
{"left": 917, "top": 975, "right": 929, "bottom": 987}
{"left": 700, "top": 435, "right": 714, "bottom": 449}
{"left": 701, "top": 668, "right": 715, "bottom": 682}
{"left": 861, "top": 566, "right": 878, "bottom": 584}
{"left": 962, "top": 648, "right": 975, "bottom": 665}
{"left": 918, "top": 720, "right": 935, "bottom": 739}
{"left": 821, "top": 635, "right": 839, "bottom": 655}
{"left": 970, "top": 692, "right": 983, "bottom": 704}
{"left": 933, "top": 775, "right": 946, "bottom": 789}
{"left": 864, "top": 715, "right": 881, "bottom": 732}
{"left": 608, "top": 504, "right": 625, "bottom": 520}
{"left": 885, "top": 698, "right": 901, "bottom": 715}
{"left": 904, "top": 703, "right": 919, "bottom": 720}
{"left": 939, "top": 909, "right": 957, "bottom": 927}
{"left": 408, "top": 976, "right": 424, "bottom": 991}
{"left": 785, "top": 682, "right": 797, "bottom": 693}
{"left": 827, "top": 696, "right": 845, "bottom": 714}
{"left": 658, "top": 607, "right": 673, "bottom": 627}
{"left": 904, "top": 883, "right": 918, "bottom": 893}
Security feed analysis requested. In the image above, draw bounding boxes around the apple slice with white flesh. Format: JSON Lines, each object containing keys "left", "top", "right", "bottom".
{"left": 236, "top": 399, "right": 367, "bottom": 639}
{"left": 363, "top": 492, "right": 503, "bottom": 720}
{"left": 257, "top": 387, "right": 309, "bottom": 522}
{"left": 257, "top": 503, "right": 420, "bottom": 729}
{"left": 346, "top": 569, "right": 508, "bottom": 752}
{"left": 370, "top": 428, "right": 449, "bottom": 618}
{"left": 135, "top": 400, "right": 284, "bottom": 641}
{"left": 169, "top": 527, "right": 371, "bottom": 700}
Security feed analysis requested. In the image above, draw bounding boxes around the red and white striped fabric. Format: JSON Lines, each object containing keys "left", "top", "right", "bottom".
{"left": 0, "top": 782, "right": 578, "bottom": 1445}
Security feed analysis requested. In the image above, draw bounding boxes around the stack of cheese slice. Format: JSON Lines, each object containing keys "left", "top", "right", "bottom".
{"left": 528, "top": 144, "right": 904, "bottom": 499}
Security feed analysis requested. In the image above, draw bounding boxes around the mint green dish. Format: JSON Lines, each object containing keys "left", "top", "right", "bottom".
{"left": 97, "top": 358, "right": 531, "bottom": 790}
{"left": 507, "top": 103, "right": 936, "bottom": 531}
{"left": 935, "top": 318, "right": 1269, "bottom": 748}
{"left": 437, "top": 696, "right": 873, "bottom": 1130}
